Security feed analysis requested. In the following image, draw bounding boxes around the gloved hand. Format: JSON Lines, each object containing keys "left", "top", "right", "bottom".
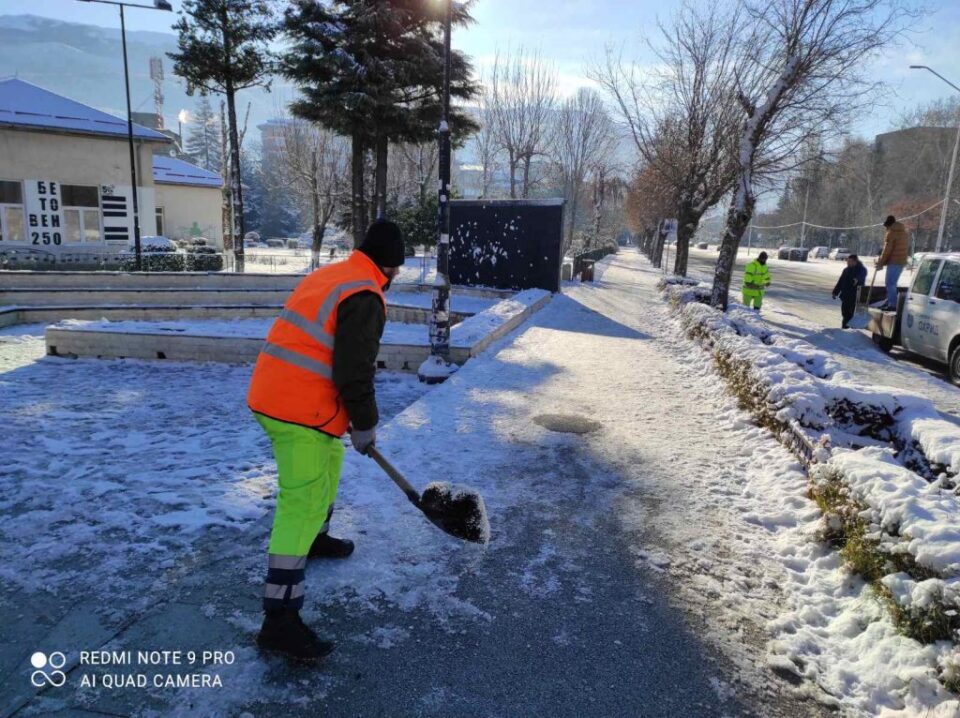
{"left": 832, "top": 293, "right": 838, "bottom": 300}
{"left": 350, "top": 425, "right": 376, "bottom": 455}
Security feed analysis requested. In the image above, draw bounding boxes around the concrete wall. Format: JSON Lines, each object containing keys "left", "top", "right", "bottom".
{"left": 155, "top": 183, "right": 223, "bottom": 248}
{"left": 41, "top": 294, "right": 551, "bottom": 372}
{"left": 1, "top": 303, "right": 466, "bottom": 326}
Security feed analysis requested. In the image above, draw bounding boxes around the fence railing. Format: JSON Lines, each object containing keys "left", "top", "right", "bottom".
{"left": 0, "top": 246, "right": 437, "bottom": 285}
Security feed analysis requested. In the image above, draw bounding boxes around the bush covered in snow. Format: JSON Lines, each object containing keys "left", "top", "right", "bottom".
{"left": 661, "top": 277, "right": 960, "bottom": 687}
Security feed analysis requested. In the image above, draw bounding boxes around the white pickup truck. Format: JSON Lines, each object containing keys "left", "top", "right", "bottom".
{"left": 868, "top": 253, "right": 960, "bottom": 385}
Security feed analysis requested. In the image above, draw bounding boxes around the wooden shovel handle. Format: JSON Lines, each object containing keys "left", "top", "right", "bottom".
{"left": 366, "top": 445, "right": 421, "bottom": 505}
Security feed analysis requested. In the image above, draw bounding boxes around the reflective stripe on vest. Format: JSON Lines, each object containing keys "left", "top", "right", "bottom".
{"left": 246, "top": 251, "right": 387, "bottom": 434}
{"left": 273, "top": 278, "right": 381, "bottom": 352}
{"left": 260, "top": 341, "right": 333, "bottom": 379}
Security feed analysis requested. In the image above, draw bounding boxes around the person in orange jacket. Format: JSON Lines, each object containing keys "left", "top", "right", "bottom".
{"left": 247, "top": 220, "right": 405, "bottom": 661}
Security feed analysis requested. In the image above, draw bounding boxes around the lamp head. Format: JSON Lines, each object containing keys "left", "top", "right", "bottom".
{"left": 154, "top": 0, "right": 173, "bottom": 10}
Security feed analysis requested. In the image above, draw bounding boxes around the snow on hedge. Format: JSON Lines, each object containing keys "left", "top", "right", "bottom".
{"left": 661, "top": 279, "right": 960, "bottom": 480}
{"left": 661, "top": 277, "right": 960, "bottom": 680}
{"left": 827, "top": 448, "right": 960, "bottom": 576}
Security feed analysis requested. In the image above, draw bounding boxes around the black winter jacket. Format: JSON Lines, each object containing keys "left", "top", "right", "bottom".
{"left": 332, "top": 291, "right": 385, "bottom": 432}
{"left": 833, "top": 262, "right": 868, "bottom": 299}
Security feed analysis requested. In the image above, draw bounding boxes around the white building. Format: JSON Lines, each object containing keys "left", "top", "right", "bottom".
{"left": 0, "top": 78, "right": 224, "bottom": 256}
{"left": 152, "top": 155, "right": 224, "bottom": 247}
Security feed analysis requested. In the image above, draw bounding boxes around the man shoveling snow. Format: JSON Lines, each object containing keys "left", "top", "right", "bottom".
{"left": 246, "top": 220, "right": 405, "bottom": 661}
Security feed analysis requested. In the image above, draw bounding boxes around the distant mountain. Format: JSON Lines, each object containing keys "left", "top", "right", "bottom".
{"left": 0, "top": 14, "right": 281, "bottom": 138}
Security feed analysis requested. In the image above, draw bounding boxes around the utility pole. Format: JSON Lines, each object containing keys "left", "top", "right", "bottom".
{"left": 910, "top": 66, "right": 960, "bottom": 253}
{"left": 418, "top": 0, "right": 457, "bottom": 384}
{"left": 77, "top": 0, "right": 173, "bottom": 270}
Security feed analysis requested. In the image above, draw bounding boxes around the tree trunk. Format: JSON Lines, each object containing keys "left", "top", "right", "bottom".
{"left": 651, "top": 221, "right": 666, "bottom": 269}
{"left": 673, "top": 205, "right": 700, "bottom": 277}
{"left": 592, "top": 168, "right": 605, "bottom": 249}
{"left": 521, "top": 155, "right": 531, "bottom": 198}
{"left": 508, "top": 150, "right": 517, "bottom": 199}
{"left": 374, "top": 132, "right": 388, "bottom": 219}
{"left": 711, "top": 180, "right": 755, "bottom": 310}
{"left": 311, "top": 186, "right": 321, "bottom": 271}
{"left": 219, "top": 100, "right": 232, "bottom": 254}
{"left": 565, "top": 183, "right": 579, "bottom": 253}
{"left": 351, "top": 130, "right": 366, "bottom": 248}
{"left": 225, "top": 85, "right": 245, "bottom": 272}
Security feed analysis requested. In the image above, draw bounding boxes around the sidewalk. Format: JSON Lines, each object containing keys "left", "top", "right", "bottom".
{"left": 4, "top": 249, "right": 855, "bottom": 716}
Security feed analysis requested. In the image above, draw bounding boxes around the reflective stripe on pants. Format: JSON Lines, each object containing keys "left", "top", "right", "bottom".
{"left": 255, "top": 412, "right": 345, "bottom": 611}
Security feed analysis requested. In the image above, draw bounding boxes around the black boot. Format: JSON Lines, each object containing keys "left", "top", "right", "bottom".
{"left": 308, "top": 533, "right": 355, "bottom": 559}
{"left": 256, "top": 608, "right": 335, "bottom": 661}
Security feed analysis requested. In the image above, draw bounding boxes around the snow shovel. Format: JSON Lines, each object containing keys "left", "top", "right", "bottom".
{"left": 366, "top": 446, "right": 489, "bottom": 544}
{"left": 856, "top": 268, "right": 879, "bottom": 315}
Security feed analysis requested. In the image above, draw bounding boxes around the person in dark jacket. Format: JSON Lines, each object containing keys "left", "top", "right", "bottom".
{"left": 832, "top": 254, "right": 868, "bottom": 329}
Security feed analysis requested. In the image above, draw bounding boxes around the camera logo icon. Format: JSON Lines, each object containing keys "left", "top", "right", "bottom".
{"left": 30, "top": 651, "right": 67, "bottom": 687}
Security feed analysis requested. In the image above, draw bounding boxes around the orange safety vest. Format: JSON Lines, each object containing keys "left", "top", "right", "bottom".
{"left": 247, "top": 250, "right": 387, "bottom": 436}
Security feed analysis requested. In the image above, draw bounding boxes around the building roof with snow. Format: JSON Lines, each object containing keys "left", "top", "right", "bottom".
{"left": 0, "top": 77, "right": 170, "bottom": 142}
{"left": 152, "top": 155, "right": 223, "bottom": 188}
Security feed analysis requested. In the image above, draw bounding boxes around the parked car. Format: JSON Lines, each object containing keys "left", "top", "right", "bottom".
{"left": 867, "top": 253, "right": 960, "bottom": 384}
{"left": 265, "top": 238, "right": 286, "bottom": 248}
{"left": 695, "top": 241, "right": 709, "bottom": 250}
{"left": 809, "top": 245, "right": 829, "bottom": 259}
{"left": 777, "top": 246, "right": 809, "bottom": 262}
{"left": 829, "top": 247, "right": 852, "bottom": 260}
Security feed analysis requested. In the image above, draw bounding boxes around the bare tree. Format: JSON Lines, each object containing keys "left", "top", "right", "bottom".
{"left": 710, "top": 0, "right": 918, "bottom": 308}
{"left": 490, "top": 47, "right": 558, "bottom": 198}
{"left": 591, "top": 1, "right": 744, "bottom": 277}
{"left": 275, "top": 119, "right": 349, "bottom": 268}
{"left": 390, "top": 141, "right": 439, "bottom": 207}
{"left": 473, "top": 76, "right": 500, "bottom": 197}
{"left": 551, "top": 88, "right": 617, "bottom": 253}
{"left": 626, "top": 163, "right": 681, "bottom": 265}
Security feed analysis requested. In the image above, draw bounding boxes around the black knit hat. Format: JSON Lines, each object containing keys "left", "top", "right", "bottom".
{"left": 884, "top": 215, "right": 896, "bottom": 227}
{"left": 359, "top": 220, "right": 406, "bottom": 268}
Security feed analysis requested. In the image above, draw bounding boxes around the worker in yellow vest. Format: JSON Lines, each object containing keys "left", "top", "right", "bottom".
{"left": 247, "top": 220, "right": 405, "bottom": 661}
{"left": 742, "top": 251, "right": 771, "bottom": 311}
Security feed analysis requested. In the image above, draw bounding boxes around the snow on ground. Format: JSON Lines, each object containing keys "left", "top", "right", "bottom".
{"left": 4, "top": 249, "right": 959, "bottom": 716}
{"left": 0, "top": 323, "right": 428, "bottom": 615}
{"left": 244, "top": 248, "right": 437, "bottom": 286}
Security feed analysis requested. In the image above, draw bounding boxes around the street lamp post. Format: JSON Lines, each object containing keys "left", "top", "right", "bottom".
{"left": 77, "top": 0, "right": 172, "bottom": 271}
{"left": 910, "top": 65, "right": 960, "bottom": 253}
{"left": 418, "top": 0, "right": 458, "bottom": 384}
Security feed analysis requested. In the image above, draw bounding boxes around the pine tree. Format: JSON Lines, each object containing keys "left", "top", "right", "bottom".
{"left": 168, "top": 0, "right": 277, "bottom": 271}
{"left": 185, "top": 95, "right": 223, "bottom": 173}
{"left": 281, "top": 0, "right": 478, "bottom": 246}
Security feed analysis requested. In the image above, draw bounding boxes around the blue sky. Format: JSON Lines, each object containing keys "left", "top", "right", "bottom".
{"left": 7, "top": 0, "right": 960, "bottom": 140}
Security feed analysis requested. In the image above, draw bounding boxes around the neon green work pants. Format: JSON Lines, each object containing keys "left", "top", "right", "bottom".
{"left": 742, "top": 288, "right": 764, "bottom": 310}
{"left": 254, "top": 412, "right": 344, "bottom": 611}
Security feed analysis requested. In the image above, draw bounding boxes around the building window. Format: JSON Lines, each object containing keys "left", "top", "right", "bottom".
{"left": 0, "top": 180, "right": 25, "bottom": 242}
{"left": 156, "top": 207, "right": 165, "bottom": 237}
{"left": 61, "top": 184, "right": 101, "bottom": 243}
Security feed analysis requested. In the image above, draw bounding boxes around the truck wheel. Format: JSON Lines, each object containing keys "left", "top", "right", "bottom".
{"left": 950, "top": 344, "right": 960, "bottom": 387}
{"left": 872, "top": 332, "right": 894, "bottom": 353}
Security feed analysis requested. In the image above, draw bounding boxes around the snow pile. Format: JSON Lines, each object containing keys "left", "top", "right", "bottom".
{"left": 660, "top": 280, "right": 960, "bottom": 480}
{"left": 661, "top": 278, "right": 960, "bottom": 692}
{"left": 820, "top": 449, "right": 960, "bottom": 577}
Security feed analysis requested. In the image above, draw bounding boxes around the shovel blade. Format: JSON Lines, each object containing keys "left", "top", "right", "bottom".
{"left": 420, "top": 482, "right": 489, "bottom": 544}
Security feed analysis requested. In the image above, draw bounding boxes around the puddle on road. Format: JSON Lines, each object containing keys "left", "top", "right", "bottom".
{"left": 533, "top": 414, "right": 602, "bottom": 434}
